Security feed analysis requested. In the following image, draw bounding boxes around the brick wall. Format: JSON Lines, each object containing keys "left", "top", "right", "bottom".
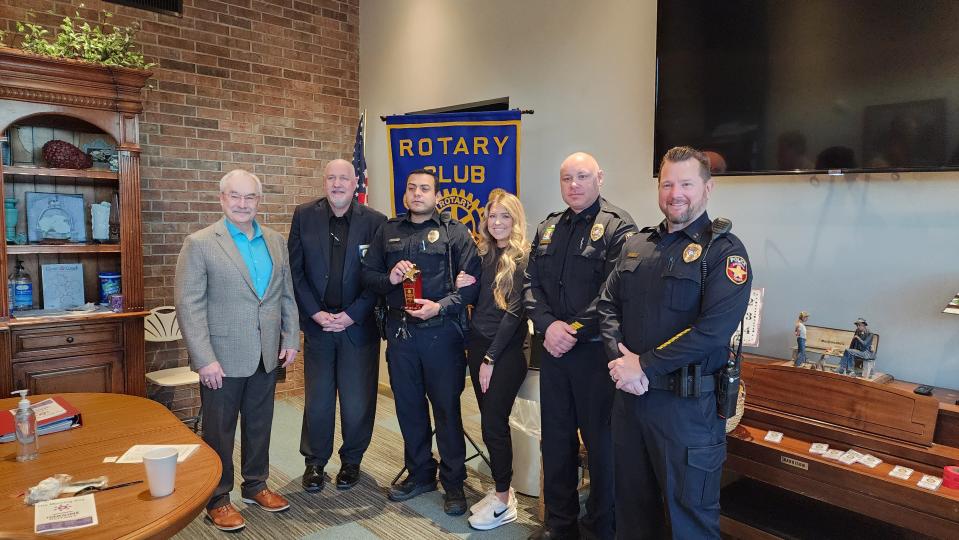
{"left": 1, "top": 0, "right": 359, "bottom": 414}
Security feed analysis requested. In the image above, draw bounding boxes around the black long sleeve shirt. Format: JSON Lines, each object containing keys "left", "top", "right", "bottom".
{"left": 470, "top": 246, "right": 527, "bottom": 361}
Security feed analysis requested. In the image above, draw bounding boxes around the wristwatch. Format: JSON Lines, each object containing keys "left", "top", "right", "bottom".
{"left": 483, "top": 354, "right": 496, "bottom": 366}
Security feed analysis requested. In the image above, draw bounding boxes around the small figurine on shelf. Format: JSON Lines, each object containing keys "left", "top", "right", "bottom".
{"left": 794, "top": 311, "right": 809, "bottom": 367}
{"left": 837, "top": 318, "right": 876, "bottom": 377}
{"left": 108, "top": 192, "right": 120, "bottom": 243}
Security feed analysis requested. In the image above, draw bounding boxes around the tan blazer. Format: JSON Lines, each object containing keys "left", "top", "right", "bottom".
{"left": 174, "top": 218, "right": 300, "bottom": 378}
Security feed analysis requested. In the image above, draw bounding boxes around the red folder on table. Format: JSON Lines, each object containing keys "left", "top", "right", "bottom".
{"left": 0, "top": 395, "right": 82, "bottom": 443}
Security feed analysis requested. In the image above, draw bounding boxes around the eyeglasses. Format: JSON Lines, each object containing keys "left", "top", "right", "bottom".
{"left": 226, "top": 192, "right": 260, "bottom": 202}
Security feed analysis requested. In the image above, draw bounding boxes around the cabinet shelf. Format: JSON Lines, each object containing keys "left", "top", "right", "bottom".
{"left": 6, "top": 309, "right": 149, "bottom": 327}
{"left": 6, "top": 244, "right": 121, "bottom": 255}
{"left": 2, "top": 165, "right": 119, "bottom": 180}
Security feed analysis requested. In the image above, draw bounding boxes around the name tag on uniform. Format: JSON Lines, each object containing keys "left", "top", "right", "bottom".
{"left": 359, "top": 244, "right": 370, "bottom": 258}
{"left": 388, "top": 237, "right": 401, "bottom": 245}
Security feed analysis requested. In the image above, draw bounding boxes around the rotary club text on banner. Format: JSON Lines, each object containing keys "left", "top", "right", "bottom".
{"left": 386, "top": 110, "right": 521, "bottom": 234}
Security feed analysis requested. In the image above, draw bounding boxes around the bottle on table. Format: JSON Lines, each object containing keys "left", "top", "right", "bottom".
{"left": 11, "top": 389, "right": 38, "bottom": 461}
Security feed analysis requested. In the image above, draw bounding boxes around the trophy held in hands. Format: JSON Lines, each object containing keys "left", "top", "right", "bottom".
{"left": 403, "top": 264, "right": 422, "bottom": 310}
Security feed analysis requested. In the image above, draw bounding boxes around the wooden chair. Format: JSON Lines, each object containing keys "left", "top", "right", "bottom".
{"left": 144, "top": 306, "right": 201, "bottom": 432}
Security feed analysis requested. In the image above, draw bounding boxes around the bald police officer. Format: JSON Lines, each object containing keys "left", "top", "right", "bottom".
{"left": 525, "top": 152, "right": 636, "bottom": 540}
{"left": 598, "top": 146, "right": 752, "bottom": 539}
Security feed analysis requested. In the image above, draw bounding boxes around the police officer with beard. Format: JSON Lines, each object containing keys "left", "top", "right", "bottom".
{"left": 525, "top": 152, "right": 636, "bottom": 540}
{"left": 598, "top": 146, "right": 751, "bottom": 539}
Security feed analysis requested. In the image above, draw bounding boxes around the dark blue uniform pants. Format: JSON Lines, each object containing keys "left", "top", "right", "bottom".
{"left": 612, "top": 389, "right": 726, "bottom": 540}
{"left": 386, "top": 318, "right": 467, "bottom": 490}
{"left": 300, "top": 326, "right": 380, "bottom": 468}
{"left": 540, "top": 341, "right": 615, "bottom": 539}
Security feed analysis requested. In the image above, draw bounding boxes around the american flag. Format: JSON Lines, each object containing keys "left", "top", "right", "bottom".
{"left": 351, "top": 111, "right": 368, "bottom": 205}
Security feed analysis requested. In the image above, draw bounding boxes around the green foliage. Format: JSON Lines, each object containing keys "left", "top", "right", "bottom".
{"left": 10, "top": 7, "right": 155, "bottom": 70}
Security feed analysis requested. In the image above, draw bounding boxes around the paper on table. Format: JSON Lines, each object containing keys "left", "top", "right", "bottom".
{"left": 116, "top": 444, "right": 199, "bottom": 464}
{"left": 34, "top": 494, "right": 98, "bottom": 533}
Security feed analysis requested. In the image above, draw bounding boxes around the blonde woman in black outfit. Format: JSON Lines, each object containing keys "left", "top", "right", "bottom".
{"left": 455, "top": 189, "right": 530, "bottom": 531}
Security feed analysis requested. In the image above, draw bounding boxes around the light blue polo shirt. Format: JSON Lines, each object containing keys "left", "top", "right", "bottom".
{"left": 225, "top": 219, "right": 273, "bottom": 298}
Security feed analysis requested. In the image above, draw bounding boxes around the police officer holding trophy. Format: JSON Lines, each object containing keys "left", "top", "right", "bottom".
{"left": 525, "top": 152, "right": 636, "bottom": 540}
{"left": 361, "top": 168, "right": 480, "bottom": 516}
{"left": 598, "top": 146, "right": 752, "bottom": 539}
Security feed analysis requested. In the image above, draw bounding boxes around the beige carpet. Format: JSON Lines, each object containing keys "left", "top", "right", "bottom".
{"left": 174, "top": 384, "right": 543, "bottom": 539}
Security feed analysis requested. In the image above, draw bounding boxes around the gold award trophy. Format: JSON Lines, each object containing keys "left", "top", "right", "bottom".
{"left": 403, "top": 264, "right": 422, "bottom": 310}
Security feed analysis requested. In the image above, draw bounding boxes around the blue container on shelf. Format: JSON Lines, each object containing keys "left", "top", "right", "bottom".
{"left": 98, "top": 272, "right": 121, "bottom": 304}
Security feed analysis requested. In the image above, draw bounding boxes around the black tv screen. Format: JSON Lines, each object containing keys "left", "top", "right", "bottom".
{"left": 654, "top": 0, "right": 959, "bottom": 175}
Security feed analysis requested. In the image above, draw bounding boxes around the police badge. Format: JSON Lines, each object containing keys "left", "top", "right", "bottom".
{"left": 683, "top": 243, "right": 702, "bottom": 263}
{"left": 427, "top": 229, "right": 440, "bottom": 243}
{"left": 590, "top": 222, "right": 605, "bottom": 242}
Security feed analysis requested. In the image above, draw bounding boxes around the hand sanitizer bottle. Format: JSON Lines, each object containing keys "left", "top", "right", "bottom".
{"left": 11, "top": 389, "right": 38, "bottom": 461}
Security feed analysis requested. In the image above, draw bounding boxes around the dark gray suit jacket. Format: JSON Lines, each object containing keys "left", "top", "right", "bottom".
{"left": 288, "top": 199, "right": 387, "bottom": 341}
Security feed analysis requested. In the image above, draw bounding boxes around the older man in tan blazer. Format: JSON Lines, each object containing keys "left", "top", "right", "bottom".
{"left": 175, "top": 169, "right": 300, "bottom": 532}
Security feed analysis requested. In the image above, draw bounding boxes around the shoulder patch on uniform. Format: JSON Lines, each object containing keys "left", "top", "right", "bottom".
{"left": 726, "top": 255, "right": 748, "bottom": 285}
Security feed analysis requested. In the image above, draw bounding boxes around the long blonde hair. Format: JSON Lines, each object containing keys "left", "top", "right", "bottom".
{"left": 476, "top": 189, "right": 530, "bottom": 310}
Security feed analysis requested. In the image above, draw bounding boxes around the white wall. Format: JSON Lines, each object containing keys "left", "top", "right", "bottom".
{"left": 361, "top": 0, "right": 959, "bottom": 388}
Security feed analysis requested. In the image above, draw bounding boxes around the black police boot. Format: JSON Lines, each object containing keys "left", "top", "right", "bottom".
{"left": 335, "top": 463, "right": 361, "bottom": 490}
{"left": 528, "top": 525, "right": 580, "bottom": 540}
{"left": 387, "top": 474, "right": 437, "bottom": 502}
{"left": 443, "top": 486, "right": 467, "bottom": 516}
{"left": 301, "top": 464, "right": 325, "bottom": 492}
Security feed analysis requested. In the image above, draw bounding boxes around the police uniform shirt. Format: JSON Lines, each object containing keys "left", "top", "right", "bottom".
{"left": 361, "top": 210, "right": 480, "bottom": 313}
{"left": 524, "top": 197, "right": 636, "bottom": 340}
{"left": 598, "top": 212, "right": 751, "bottom": 377}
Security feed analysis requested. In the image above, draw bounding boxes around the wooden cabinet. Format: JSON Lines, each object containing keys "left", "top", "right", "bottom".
{"left": 0, "top": 48, "right": 150, "bottom": 396}
{"left": 13, "top": 352, "right": 124, "bottom": 394}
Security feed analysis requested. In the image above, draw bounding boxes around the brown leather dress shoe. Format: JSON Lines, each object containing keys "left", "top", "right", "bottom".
{"left": 241, "top": 488, "right": 290, "bottom": 512}
{"left": 207, "top": 504, "right": 245, "bottom": 531}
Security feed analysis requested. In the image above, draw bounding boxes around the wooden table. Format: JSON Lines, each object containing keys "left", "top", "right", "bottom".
{"left": 0, "top": 393, "right": 220, "bottom": 539}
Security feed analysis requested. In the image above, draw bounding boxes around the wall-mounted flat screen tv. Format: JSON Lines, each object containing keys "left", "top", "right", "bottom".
{"left": 655, "top": 0, "right": 959, "bottom": 175}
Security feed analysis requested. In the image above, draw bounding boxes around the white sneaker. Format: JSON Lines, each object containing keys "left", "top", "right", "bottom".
{"left": 468, "top": 491, "right": 517, "bottom": 531}
{"left": 469, "top": 488, "right": 496, "bottom": 515}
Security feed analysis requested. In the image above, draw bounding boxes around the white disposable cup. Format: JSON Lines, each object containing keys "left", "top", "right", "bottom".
{"left": 143, "top": 447, "right": 178, "bottom": 498}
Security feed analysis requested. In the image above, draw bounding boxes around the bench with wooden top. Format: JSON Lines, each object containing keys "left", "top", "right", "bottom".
{"left": 792, "top": 324, "right": 880, "bottom": 378}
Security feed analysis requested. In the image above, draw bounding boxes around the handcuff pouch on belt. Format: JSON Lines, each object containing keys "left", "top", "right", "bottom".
{"left": 671, "top": 364, "right": 702, "bottom": 398}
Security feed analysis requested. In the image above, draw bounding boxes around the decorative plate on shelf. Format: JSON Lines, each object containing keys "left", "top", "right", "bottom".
{"left": 25, "top": 192, "right": 87, "bottom": 243}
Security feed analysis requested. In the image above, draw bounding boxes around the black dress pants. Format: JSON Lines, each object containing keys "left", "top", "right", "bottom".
{"left": 466, "top": 329, "right": 528, "bottom": 493}
{"left": 300, "top": 325, "right": 380, "bottom": 468}
{"left": 200, "top": 360, "right": 278, "bottom": 510}
{"left": 540, "top": 340, "right": 615, "bottom": 539}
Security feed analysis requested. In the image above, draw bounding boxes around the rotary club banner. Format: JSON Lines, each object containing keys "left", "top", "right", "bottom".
{"left": 385, "top": 110, "right": 521, "bottom": 233}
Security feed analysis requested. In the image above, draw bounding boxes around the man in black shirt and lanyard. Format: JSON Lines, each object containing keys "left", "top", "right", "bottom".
{"left": 525, "top": 152, "right": 636, "bottom": 540}
{"left": 362, "top": 168, "right": 480, "bottom": 516}
{"left": 598, "top": 146, "right": 751, "bottom": 539}
{"left": 289, "top": 159, "right": 387, "bottom": 493}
